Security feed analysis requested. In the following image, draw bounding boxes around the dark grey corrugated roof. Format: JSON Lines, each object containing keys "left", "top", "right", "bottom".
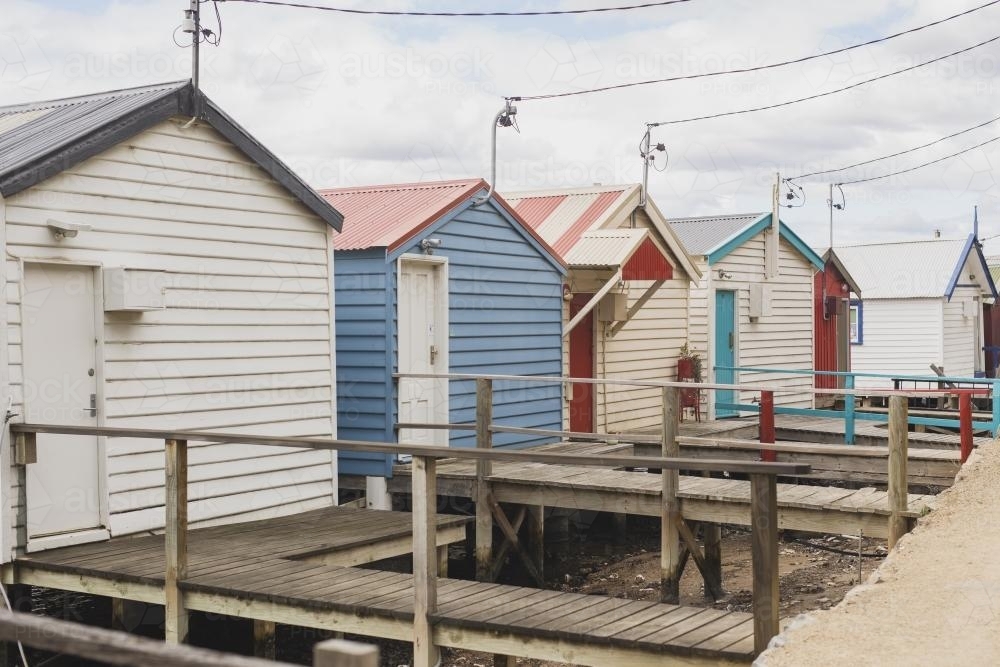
{"left": 667, "top": 212, "right": 767, "bottom": 256}
{"left": 0, "top": 81, "right": 342, "bottom": 230}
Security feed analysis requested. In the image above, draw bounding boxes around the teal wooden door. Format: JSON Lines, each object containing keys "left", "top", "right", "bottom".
{"left": 715, "top": 290, "right": 737, "bottom": 418}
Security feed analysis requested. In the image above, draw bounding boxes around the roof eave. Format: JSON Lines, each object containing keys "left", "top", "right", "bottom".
{"left": 638, "top": 196, "right": 703, "bottom": 281}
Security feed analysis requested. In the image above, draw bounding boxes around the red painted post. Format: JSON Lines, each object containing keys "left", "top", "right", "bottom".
{"left": 760, "top": 390, "right": 776, "bottom": 462}
{"left": 959, "top": 391, "right": 973, "bottom": 464}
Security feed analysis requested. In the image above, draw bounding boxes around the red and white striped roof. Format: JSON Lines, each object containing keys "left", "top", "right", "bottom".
{"left": 502, "top": 184, "right": 700, "bottom": 280}
{"left": 504, "top": 184, "right": 636, "bottom": 257}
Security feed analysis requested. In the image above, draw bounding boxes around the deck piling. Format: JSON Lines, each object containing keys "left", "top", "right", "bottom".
{"left": 475, "top": 378, "right": 494, "bottom": 583}
{"left": 888, "top": 397, "right": 909, "bottom": 549}
{"left": 412, "top": 455, "right": 438, "bottom": 667}
{"left": 661, "top": 386, "right": 682, "bottom": 604}
{"left": 750, "top": 473, "right": 779, "bottom": 654}
{"left": 164, "top": 438, "right": 188, "bottom": 645}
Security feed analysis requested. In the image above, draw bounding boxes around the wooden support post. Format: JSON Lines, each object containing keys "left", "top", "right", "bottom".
{"left": 110, "top": 598, "right": 126, "bottom": 632}
{"left": 488, "top": 495, "right": 544, "bottom": 587}
{"left": 703, "top": 521, "right": 723, "bottom": 600}
{"left": 475, "top": 378, "right": 494, "bottom": 583}
{"left": 959, "top": 391, "right": 973, "bottom": 464}
{"left": 888, "top": 396, "right": 909, "bottom": 549}
{"left": 759, "top": 390, "right": 776, "bottom": 462}
{"left": 750, "top": 473, "right": 779, "bottom": 655}
{"left": 493, "top": 655, "right": 517, "bottom": 667}
{"left": 314, "top": 638, "right": 379, "bottom": 667}
{"left": 412, "top": 455, "right": 438, "bottom": 667}
{"left": 13, "top": 432, "right": 34, "bottom": 557}
{"left": 252, "top": 619, "right": 276, "bottom": 660}
{"left": 661, "top": 386, "right": 682, "bottom": 604}
{"left": 164, "top": 438, "right": 188, "bottom": 645}
{"left": 437, "top": 545, "right": 449, "bottom": 578}
{"left": 527, "top": 504, "right": 544, "bottom": 582}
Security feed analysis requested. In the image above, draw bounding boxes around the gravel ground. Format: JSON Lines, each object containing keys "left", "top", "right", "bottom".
{"left": 759, "top": 438, "right": 1000, "bottom": 666}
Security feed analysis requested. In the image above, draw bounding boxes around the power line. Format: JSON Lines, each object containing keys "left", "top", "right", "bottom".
{"left": 218, "top": 0, "right": 694, "bottom": 16}
{"left": 787, "top": 113, "right": 1000, "bottom": 181}
{"left": 510, "top": 0, "right": 1000, "bottom": 101}
{"left": 647, "top": 33, "right": 1000, "bottom": 127}
{"left": 836, "top": 135, "right": 1000, "bottom": 186}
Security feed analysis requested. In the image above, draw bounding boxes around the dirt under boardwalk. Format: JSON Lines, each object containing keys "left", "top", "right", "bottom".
{"left": 761, "top": 438, "right": 1000, "bottom": 666}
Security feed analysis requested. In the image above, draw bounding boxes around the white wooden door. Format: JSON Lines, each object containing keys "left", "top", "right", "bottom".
{"left": 22, "top": 263, "right": 104, "bottom": 542}
{"left": 398, "top": 260, "right": 447, "bottom": 447}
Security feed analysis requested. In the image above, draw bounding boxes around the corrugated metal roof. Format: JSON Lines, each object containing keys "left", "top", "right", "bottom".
{"left": 835, "top": 238, "right": 970, "bottom": 299}
{"left": 0, "top": 81, "right": 187, "bottom": 179}
{"left": 0, "top": 80, "right": 343, "bottom": 230}
{"left": 667, "top": 212, "right": 766, "bottom": 256}
{"left": 322, "top": 179, "right": 486, "bottom": 251}
{"left": 565, "top": 228, "right": 648, "bottom": 268}
{"left": 503, "top": 184, "right": 635, "bottom": 254}
{"left": 988, "top": 256, "right": 1000, "bottom": 284}
{"left": 321, "top": 180, "right": 565, "bottom": 268}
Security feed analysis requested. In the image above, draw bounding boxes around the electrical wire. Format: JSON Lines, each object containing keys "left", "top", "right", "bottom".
{"left": 836, "top": 135, "right": 1000, "bottom": 186}
{"left": 510, "top": 0, "right": 1000, "bottom": 101}
{"left": 218, "top": 0, "right": 695, "bottom": 16}
{"left": 788, "top": 112, "right": 1000, "bottom": 181}
{"left": 647, "top": 33, "right": 1000, "bottom": 127}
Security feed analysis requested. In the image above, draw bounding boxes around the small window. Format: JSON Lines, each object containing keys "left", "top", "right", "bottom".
{"left": 849, "top": 300, "right": 863, "bottom": 345}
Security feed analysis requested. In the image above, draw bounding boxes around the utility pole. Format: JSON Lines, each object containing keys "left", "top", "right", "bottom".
{"left": 828, "top": 182, "right": 834, "bottom": 252}
{"left": 767, "top": 171, "right": 780, "bottom": 278}
{"left": 183, "top": 0, "right": 202, "bottom": 118}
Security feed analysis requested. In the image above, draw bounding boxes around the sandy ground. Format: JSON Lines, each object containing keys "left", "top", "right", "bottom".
{"left": 760, "top": 438, "right": 1000, "bottom": 666}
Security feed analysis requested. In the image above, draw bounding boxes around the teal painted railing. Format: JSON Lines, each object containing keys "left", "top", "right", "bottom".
{"left": 713, "top": 366, "right": 1000, "bottom": 444}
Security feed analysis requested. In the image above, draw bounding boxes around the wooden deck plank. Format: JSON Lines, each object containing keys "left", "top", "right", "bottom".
{"left": 693, "top": 617, "right": 755, "bottom": 653}
{"left": 612, "top": 606, "right": 705, "bottom": 642}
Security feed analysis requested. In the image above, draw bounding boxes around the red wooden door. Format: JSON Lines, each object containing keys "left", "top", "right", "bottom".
{"left": 569, "top": 294, "right": 595, "bottom": 432}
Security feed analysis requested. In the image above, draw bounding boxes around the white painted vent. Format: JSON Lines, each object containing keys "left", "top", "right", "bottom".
{"left": 748, "top": 283, "right": 772, "bottom": 320}
{"left": 103, "top": 268, "right": 165, "bottom": 311}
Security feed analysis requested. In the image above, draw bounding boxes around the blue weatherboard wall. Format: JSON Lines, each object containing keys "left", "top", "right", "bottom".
{"left": 335, "top": 198, "right": 565, "bottom": 477}
{"left": 334, "top": 249, "right": 394, "bottom": 477}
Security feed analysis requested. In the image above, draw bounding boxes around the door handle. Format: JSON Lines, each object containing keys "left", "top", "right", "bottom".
{"left": 729, "top": 332, "right": 734, "bottom": 349}
{"left": 88, "top": 393, "right": 97, "bottom": 418}
{"left": 429, "top": 345, "right": 438, "bottom": 365}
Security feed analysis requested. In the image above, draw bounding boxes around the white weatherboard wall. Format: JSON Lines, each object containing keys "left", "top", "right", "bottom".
{"left": 943, "top": 286, "right": 983, "bottom": 378}
{"left": 3, "top": 118, "right": 337, "bottom": 539}
{"left": 597, "top": 210, "right": 690, "bottom": 432}
{"left": 849, "top": 299, "right": 942, "bottom": 389}
{"left": 688, "top": 233, "right": 814, "bottom": 412}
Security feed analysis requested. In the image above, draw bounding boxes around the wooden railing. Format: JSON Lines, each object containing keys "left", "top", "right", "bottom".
{"left": 10, "top": 416, "right": 809, "bottom": 665}
{"left": 0, "top": 608, "right": 377, "bottom": 666}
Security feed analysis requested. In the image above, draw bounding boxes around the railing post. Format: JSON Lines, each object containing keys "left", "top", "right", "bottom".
{"left": 844, "top": 374, "right": 856, "bottom": 445}
{"left": 759, "top": 390, "right": 776, "bottom": 462}
{"left": 661, "top": 386, "right": 682, "bottom": 604}
{"left": 164, "top": 438, "right": 188, "bottom": 644}
{"left": 992, "top": 380, "right": 1000, "bottom": 436}
{"left": 475, "top": 378, "right": 493, "bottom": 583}
{"left": 959, "top": 391, "right": 973, "bottom": 464}
{"left": 314, "top": 638, "right": 379, "bottom": 667}
{"left": 750, "top": 473, "right": 779, "bottom": 655}
{"left": 411, "top": 455, "right": 438, "bottom": 667}
{"left": 887, "top": 396, "right": 909, "bottom": 549}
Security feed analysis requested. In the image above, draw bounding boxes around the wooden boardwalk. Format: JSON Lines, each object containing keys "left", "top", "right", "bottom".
{"left": 386, "top": 441, "right": 937, "bottom": 539}
{"left": 9, "top": 509, "right": 757, "bottom": 666}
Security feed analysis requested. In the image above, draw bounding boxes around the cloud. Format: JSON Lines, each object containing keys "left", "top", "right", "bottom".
{"left": 4, "top": 0, "right": 1000, "bottom": 244}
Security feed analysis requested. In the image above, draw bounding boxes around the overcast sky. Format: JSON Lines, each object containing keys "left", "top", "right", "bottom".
{"left": 4, "top": 0, "right": 1000, "bottom": 252}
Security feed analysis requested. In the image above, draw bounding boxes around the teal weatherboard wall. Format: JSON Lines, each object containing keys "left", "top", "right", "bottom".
{"left": 335, "top": 198, "right": 565, "bottom": 477}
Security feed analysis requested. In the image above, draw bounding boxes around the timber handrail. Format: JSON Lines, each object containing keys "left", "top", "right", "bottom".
{"left": 0, "top": 608, "right": 377, "bottom": 667}
{"left": 392, "top": 371, "right": 964, "bottom": 398}
{"left": 8, "top": 423, "right": 812, "bottom": 476}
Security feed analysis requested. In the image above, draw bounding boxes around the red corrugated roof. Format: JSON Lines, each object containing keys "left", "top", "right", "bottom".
{"left": 505, "top": 187, "right": 630, "bottom": 259}
{"left": 321, "top": 179, "right": 565, "bottom": 268}
{"left": 322, "top": 179, "right": 485, "bottom": 251}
